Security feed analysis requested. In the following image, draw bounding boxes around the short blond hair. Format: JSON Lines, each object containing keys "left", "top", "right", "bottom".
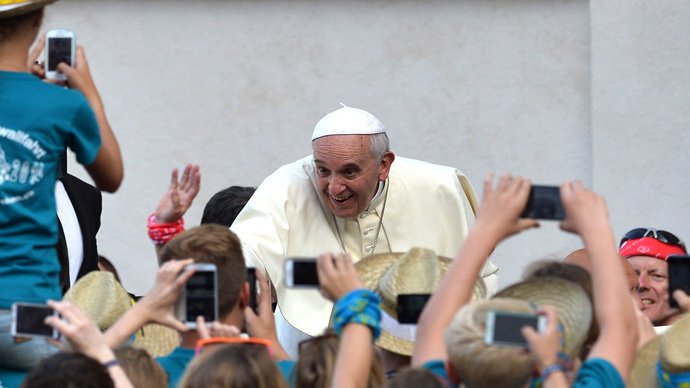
{"left": 444, "top": 298, "right": 536, "bottom": 388}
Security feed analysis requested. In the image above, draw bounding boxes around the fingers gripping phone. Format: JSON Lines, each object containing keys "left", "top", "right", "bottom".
{"left": 176, "top": 263, "right": 218, "bottom": 329}
{"left": 11, "top": 302, "right": 59, "bottom": 339}
{"left": 520, "top": 185, "right": 566, "bottom": 220}
{"left": 45, "top": 29, "right": 75, "bottom": 81}
{"left": 484, "top": 310, "right": 546, "bottom": 348}
{"left": 284, "top": 258, "right": 319, "bottom": 288}
{"left": 668, "top": 254, "right": 690, "bottom": 309}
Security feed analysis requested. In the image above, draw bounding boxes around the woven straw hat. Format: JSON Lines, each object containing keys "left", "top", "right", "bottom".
{"left": 660, "top": 313, "right": 690, "bottom": 373}
{"left": 0, "top": 0, "right": 57, "bottom": 18}
{"left": 132, "top": 323, "right": 180, "bottom": 358}
{"left": 629, "top": 336, "right": 661, "bottom": 388}
{"left": 63, "top": 271, "right": 132, "bottom": 330}
{"left": 493, "top": 277, "right": 592, "bottom": 358}
{"left": 355, "top": 247, "right": 486, "bottom": 356}
{"left": 63, "top": 271, "right": 180, "bottom": 357}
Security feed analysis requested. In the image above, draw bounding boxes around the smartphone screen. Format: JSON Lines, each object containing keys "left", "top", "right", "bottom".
{"left": 520, "top": 185, "right": 565, "bottom": 220}
{"left": 11, "top": 303, "right": 58, "bottom": 338}
{"left": 484, "top": 310, "right": 544, "bottom": 348}
{"left": 179, "top": 264, "right": 218, "bottom": 327}
{"left": 396, "top": 294, "right": 431, "bottom": 324}
{"left": 668, "top": 255, "right": 690, "bottom": 308}
{"left": 47, "top": 37, "right": 73, "bottom": 71}
{"left": 247, "top": 267, "right": 258, "bottom": 314}
{"left": 285, "top": 258, "right": 319, "bottom": 287}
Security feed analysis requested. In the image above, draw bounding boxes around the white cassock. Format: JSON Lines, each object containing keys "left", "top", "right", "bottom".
{"left": 231, "top": 155, "right": 498, "bottom": 357}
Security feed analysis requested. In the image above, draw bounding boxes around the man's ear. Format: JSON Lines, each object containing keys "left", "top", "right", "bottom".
{"left": 238, "top": 282, "right": 250, "bottom": 309}
{"left": 445, "top": 360, "right": 461, "bottom": 385}
{"left": 377, "top": 151, "right": 395, "bottom": 181}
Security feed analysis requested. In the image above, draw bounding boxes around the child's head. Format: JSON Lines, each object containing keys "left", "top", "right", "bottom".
{"left": 444, "top": 298, "right": 536, "bottom": 388}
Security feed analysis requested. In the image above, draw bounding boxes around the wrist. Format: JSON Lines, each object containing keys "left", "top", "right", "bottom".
{"left": 540, "top": 363, "right": 564, "bottom": 381}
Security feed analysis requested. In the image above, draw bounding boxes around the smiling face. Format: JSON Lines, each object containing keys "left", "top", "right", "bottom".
{"left": 312, "top": 135, "right": 394, "bottom": 219}
{"left": 627, "top": 255, "right": 679, "bottom": 325}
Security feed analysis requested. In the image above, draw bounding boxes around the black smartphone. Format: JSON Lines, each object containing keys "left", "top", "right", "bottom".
{"left": 668, "top": 254, "right": 690, "bottom": 309}
{"left": 484, "top": 310, "right": 546, "bottom": 348}
{"left": 520, "top": 185, "right": 565, "bottom": 220}
{"left": 284, "top": 258, "right": 319, "bottom": 287}
{"left": 396, "top": 294, "right": 431, "bottom": 324}
{"left": 11, "top": 303, "right": 59, "bottom": 339}
{"left": 247, "top": 267, "right": 258, "bottom": 314}
{"left": 176, "top": 263, "right": 218, "bottom": 328}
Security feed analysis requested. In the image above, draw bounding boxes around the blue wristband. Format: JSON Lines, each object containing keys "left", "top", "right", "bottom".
{"left": 541, "top": 363, "right": 564, "bottom": 381}
{"left": 333, "top": 289, "right": 382, "bottom": 340}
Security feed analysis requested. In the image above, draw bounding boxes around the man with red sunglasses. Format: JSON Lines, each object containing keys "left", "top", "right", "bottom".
{"left": 619, "top": 228, "right": 687, "bottom": 327}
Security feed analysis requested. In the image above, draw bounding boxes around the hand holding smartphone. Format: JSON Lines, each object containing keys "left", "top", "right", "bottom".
{"left": 484, "top": 310, "right": 546, "bottom": 348}
{"left": 520, "top": 185, "right": 565, "bottom": 220}
{"left": 44, "top": 28, "right": 75, "bottom": 81}
{"left": 668, "top": 254, "right": 690, "bottom": 309}
{"left": 176, "top": 263, "right": 218, "bottom": 329}
{"left": 11, "top": 302, "right": 60, "bottom": 339}
{"left": 284, "top": 258, "right": 319, "bottom": 288}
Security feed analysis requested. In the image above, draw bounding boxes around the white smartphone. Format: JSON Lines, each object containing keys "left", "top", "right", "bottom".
{"left": 284, "top": 258, "right": 319, "bottom": 288}
{"left": 44, "top": 28, "right": 76, "bottom": 81}
{"left": 175, "top": 263, "right": 218, "bottom": 329}
{"left": 11, "top": 302, "right": 60, "bottom": 339}
{"left": 484, "top": 310, "right": 547, "bottom": 348}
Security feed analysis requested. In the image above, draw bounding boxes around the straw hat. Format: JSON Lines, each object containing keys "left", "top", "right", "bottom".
{"left": 63, "top": 271, "right": 180, "bottom": 357}
{"left": 133, "top": 323, "right": 180, "bottom": 358}
{"left": 355, "top": 247, "right": 486, "bottom": 356}
{"left": 0, "top": 0, "right": 57, "bottom": 18}
{"left": 660, "top": 313, "right": 690, "bottom": 373}
{"left": 63, "top": 271, "right": 132, "bottom": 330}
{"left": 493, "top": 277, "right": 592, "bottom": 358}
{"left": 629, "top": 336, "right": 661, "bottom": 388}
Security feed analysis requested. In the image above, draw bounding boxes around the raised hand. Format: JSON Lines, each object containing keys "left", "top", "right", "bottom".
{"left": 154, "top": 164, "right": 201, "bottom": 223}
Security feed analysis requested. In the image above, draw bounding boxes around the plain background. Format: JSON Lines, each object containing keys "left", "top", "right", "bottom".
{"left": 43, "top": 0, "right": 690, "bottom": 296}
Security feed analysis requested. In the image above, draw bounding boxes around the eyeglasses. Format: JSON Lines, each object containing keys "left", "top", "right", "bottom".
{"left": 195, "top": 337, "right": 273, "bottom": 356}
{"left": 298, "top": 332, "right": 338, "bottom": 354}
{"left": 620, "top": 228, "right": 686, "bottom": 251}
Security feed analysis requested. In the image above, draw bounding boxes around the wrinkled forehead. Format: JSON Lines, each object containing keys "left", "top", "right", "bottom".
{"left": 312, "top": 134, "right": 374, "bottom": 163}
{"left": 627, "top": 255, "right": 668, "bottom": 273}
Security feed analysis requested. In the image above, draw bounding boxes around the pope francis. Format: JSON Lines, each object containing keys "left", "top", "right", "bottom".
{"left": 231, "top": 105, "right": 498, "bottom": 354}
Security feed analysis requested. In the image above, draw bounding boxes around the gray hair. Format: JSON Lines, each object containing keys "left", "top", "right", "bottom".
{"left": 369, "top": 132, "right": 390, "bottom": 161}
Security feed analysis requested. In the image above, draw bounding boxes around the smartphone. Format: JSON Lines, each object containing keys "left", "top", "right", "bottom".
{"left": 668, "top": 254, "right": 690, "bottom": 308}
{"left": 176, "top": 263, "right": 218, "bottom": 329}
{"left": 396, "top": 294, "right": 431, "bottom": 324}
{"left": 284, "top": 258, "right": 319, "bottom": 287}
{"left": 247, "top": 267, "right": 258, "bottom": 314}
{"left": 520, "top": 185, "right": 565, "bottom": 220}
{"left": 44, "top": 29, "right": 75, "bottom": 81}
{"left": 11, "top": 302, "right": 59, "bottom": 339}
{"left": 484, "top": 310, "right": 546, "bottom": 348}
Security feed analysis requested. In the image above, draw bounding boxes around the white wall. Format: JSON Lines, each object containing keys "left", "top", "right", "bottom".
{"left": 44, "top": 0, "right": 689, "bottom": 296}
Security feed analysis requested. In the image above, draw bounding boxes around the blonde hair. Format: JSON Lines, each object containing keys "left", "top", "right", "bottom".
{"left": 178, "top": 343, "right": 286, "bottom": 388}
{"left": 114, "top": 346, "right": 167, "bottom": 388}
{"left": 296, "top": 329, "right": 385, "bottom": 388}
{"left": 444, "top": 298, "right": 536, "bottom": 388}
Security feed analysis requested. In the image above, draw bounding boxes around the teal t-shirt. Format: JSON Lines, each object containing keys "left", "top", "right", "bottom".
{"left": 157, "top": 347, "right": 195, "bottom": 388}
{"left": 573, "top": 358, "right": 624, "bottom": 388}
{"left": 0, "top": 71, "right": 101, "bottom": 308}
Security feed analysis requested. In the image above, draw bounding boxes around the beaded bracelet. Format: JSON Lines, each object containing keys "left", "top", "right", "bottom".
{"left": 147, "top": 213, "right": 185, "bottom": 245}
{"left": 541, "top": 363, "right": 564, "bottom": 381}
